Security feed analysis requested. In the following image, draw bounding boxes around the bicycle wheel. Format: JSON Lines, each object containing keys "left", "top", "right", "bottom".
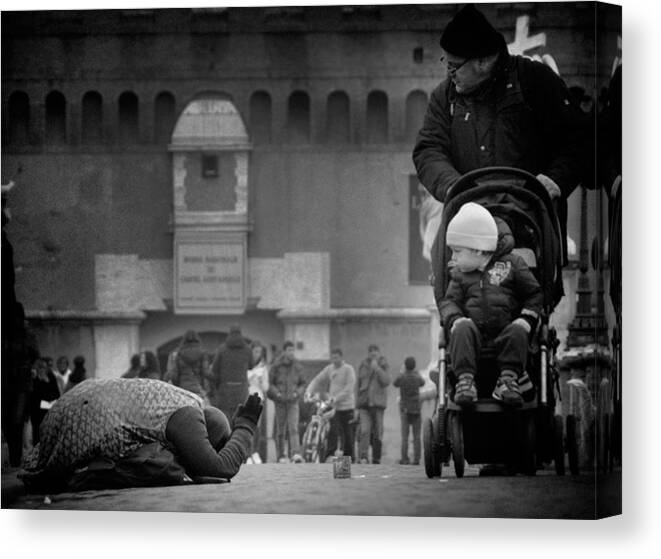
{"left": 302, "top": 419, "right": 319, "bottom": 463}
{"left": 317, "top": 421, "right": 330, "bottom": 463}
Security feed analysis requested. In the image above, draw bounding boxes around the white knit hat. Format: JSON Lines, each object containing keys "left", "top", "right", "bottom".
{"left": 446, "top": 202, "right": 497, "bottom": 252}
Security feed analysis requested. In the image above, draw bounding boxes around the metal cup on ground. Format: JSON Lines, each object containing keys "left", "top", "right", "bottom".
{"left": 333, "top": 455, "right": 351, "bottom": 479}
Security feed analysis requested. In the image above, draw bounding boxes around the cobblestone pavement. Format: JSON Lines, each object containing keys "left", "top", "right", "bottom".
{"left": 3, "top": 462, "right": 621, "bottom": 519}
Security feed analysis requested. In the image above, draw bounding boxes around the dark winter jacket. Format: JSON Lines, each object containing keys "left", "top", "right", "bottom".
{"left": 413, "top": 53, "right": 587, "bottom": 202}
{"left": 356, "top": 356, "right": 390, "bottom": 409}
{"left": 267, "top": 354, "right": 306, "bottom": 404}
{"left": 439, "top": 223, "right": 542, "bottom": 339}
{"left": 210, "top": 332, "right": 251, "bottom": 415}
{"left": 168, "top": 341, "right": 210, "bottom": 398}
{"left": 393, "top": 369, "right": 425, "bottom": 414}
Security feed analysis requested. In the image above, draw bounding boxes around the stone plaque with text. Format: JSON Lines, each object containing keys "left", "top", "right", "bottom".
{"left": 174, "top": 236, "right": 246, "bottom": 314}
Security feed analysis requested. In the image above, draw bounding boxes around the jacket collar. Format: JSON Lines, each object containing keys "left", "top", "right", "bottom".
{"left": 449, "top": 50, "right": 513, "bottom": 102}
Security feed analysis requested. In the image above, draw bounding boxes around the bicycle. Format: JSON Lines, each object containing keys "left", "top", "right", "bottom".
{"left": 301, "top": 394, "right": 336, "bottom": 463}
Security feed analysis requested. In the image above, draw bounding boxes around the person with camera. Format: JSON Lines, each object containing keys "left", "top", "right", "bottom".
{"left": 356, "top": 344, "right": 390, "bottom": 464}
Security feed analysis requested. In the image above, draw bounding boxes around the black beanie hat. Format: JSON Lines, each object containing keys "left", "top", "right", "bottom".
{"left": 440, "top": 4, "right": 506, "bottom": 59}
{"left": 404, "top": 357, "right": 416, "bottom": 371}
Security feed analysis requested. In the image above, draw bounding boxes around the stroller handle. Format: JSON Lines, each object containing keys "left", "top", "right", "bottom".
{"left": 446, "top": 166, "right": 554, "bottom": 206}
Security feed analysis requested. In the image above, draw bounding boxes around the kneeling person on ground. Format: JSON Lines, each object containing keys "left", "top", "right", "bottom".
{"left": 440, "top": 202, "right": 542, "bottom": 407}
{"left": 20, "top": 378, "right": 262, "bottom": 493}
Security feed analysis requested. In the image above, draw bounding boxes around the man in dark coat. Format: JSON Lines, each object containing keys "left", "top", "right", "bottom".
{"left": 210, "top": 326, "right": 252, "bottom": 419}
{"left": 412, "top": 4, "right": 587, "bottom": 251}
{"left": 1, "top": 180, "right": 37, "bottom": 467}
{"left": 267, "top": 341, "right": 306, "bottom": 463}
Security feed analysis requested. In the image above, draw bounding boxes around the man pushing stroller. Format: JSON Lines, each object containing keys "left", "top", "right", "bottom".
{"left": 440, "top": 202, "right": 542, "bottom": 407}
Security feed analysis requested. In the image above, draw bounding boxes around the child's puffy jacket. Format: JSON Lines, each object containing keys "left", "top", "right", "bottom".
{"left": 439, "top": 220, "right": 542, "bottom": 338}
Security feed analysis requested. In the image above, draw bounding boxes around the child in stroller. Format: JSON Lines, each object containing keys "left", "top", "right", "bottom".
{"left": 424, "top": 167, "right": 565, "bottom": 479}
{"left": 440, "top": 202, "right": 542, "bottom": 407}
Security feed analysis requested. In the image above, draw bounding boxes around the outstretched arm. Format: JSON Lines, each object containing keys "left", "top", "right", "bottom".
{"left": 165, "top": 406, "right": 255, "bottom": 480}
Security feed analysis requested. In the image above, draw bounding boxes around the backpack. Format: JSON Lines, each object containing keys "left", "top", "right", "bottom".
{"left": 66, "top": 442, "right": 187, "bottom": 492}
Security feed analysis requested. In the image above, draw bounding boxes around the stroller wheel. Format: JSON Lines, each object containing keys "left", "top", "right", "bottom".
{"left": 450, "top": 412, "right": 465, "bottom": 478}
{"left": 423, "top": 417, "right": 441, "bottom": 478}
{"left": 553, "top": 414, "right": 565, "bottom": 476}
{"left": 566, "top": 414, "right": 580, "bottom": 475}
{"left": 600, "top": 413, "right": 611, "bottom": 474}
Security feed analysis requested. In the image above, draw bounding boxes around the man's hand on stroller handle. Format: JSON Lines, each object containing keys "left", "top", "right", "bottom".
{"left": 536, "top": 173, "right": 561, "bottom": 200}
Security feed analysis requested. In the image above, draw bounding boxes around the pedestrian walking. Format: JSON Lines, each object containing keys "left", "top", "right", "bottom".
{"left": 29, "top": 358, "right": 60, "bottom": 444}
{"left": 393, "top": 357, "right": 425, "bottom": 465}
{"left": 64, "top": 354, "right": 88, "bottom": 393}
{"left": 122, "top": 353, "right": 141, "bottom": 379}
{"left": 246, "top": 341, "right": 269, "bottom": 463}
{"left": 164, "top": 330, "right": 212, "bottom": 402}
{"left": 210, "top": 326, "right": 252, "bottom": 419}
{"left": 54, "top": 355, "right": 71, "bottom": 395}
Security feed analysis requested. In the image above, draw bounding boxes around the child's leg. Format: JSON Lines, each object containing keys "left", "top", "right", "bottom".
{"left": 449, "top": 319, "right": 482, "bottom": 405}
{"left": 493, "top": 323, "right": 529, "bottom": 406}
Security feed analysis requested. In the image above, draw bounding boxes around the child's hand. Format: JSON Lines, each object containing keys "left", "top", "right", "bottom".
{"left": 450, "top": 317, "right": 473, "bottom": 333}
{"left": 512, "top": 317, "right": 532, "bottom": 334}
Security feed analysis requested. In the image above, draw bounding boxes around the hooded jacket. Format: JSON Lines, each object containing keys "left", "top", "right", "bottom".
{"left": 210, "top": 331, "right": 251, "bottom": 415}
{"left": 169, "top": 340, "right": 209, "bottom": 397}
{"left": 439, "top": 220, "right": 542, "bottom": 338}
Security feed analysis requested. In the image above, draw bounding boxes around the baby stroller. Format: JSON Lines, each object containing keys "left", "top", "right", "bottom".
{"left": 423, "top": 167, "right": 566, "bottom": 478}
{"left": 301, "top": 395, "right": 336, "bottom": 463}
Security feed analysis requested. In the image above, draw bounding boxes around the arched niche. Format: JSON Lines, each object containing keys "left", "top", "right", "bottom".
{"left": 170, "top": 95, "right": 251, "bottom": 226}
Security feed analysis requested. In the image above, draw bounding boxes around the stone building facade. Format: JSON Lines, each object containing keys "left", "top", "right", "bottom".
{"left": 2, "top": 4, "right": 620, "bottom": 380}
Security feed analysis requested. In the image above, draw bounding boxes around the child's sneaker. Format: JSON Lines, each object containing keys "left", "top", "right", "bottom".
{"left": 291, "top": 453, "right": 304, "bottom": 463}
{"left": 492, "top": 370, "right": 523, "bottom": 407}
{"left": 518, "top": 371, "right": 536, "bottom": 402}
{"left": 454, "top": 373, "right": 477, "bottom": 406}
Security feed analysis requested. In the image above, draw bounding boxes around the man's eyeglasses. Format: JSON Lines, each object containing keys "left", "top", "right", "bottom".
{"left": 439, "top": 56, "right": 470, "bottom": 73}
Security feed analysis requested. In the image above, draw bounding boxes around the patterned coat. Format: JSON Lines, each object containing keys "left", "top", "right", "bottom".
{"left": 21, "top": 378, "right": 203, "bottom": 484}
